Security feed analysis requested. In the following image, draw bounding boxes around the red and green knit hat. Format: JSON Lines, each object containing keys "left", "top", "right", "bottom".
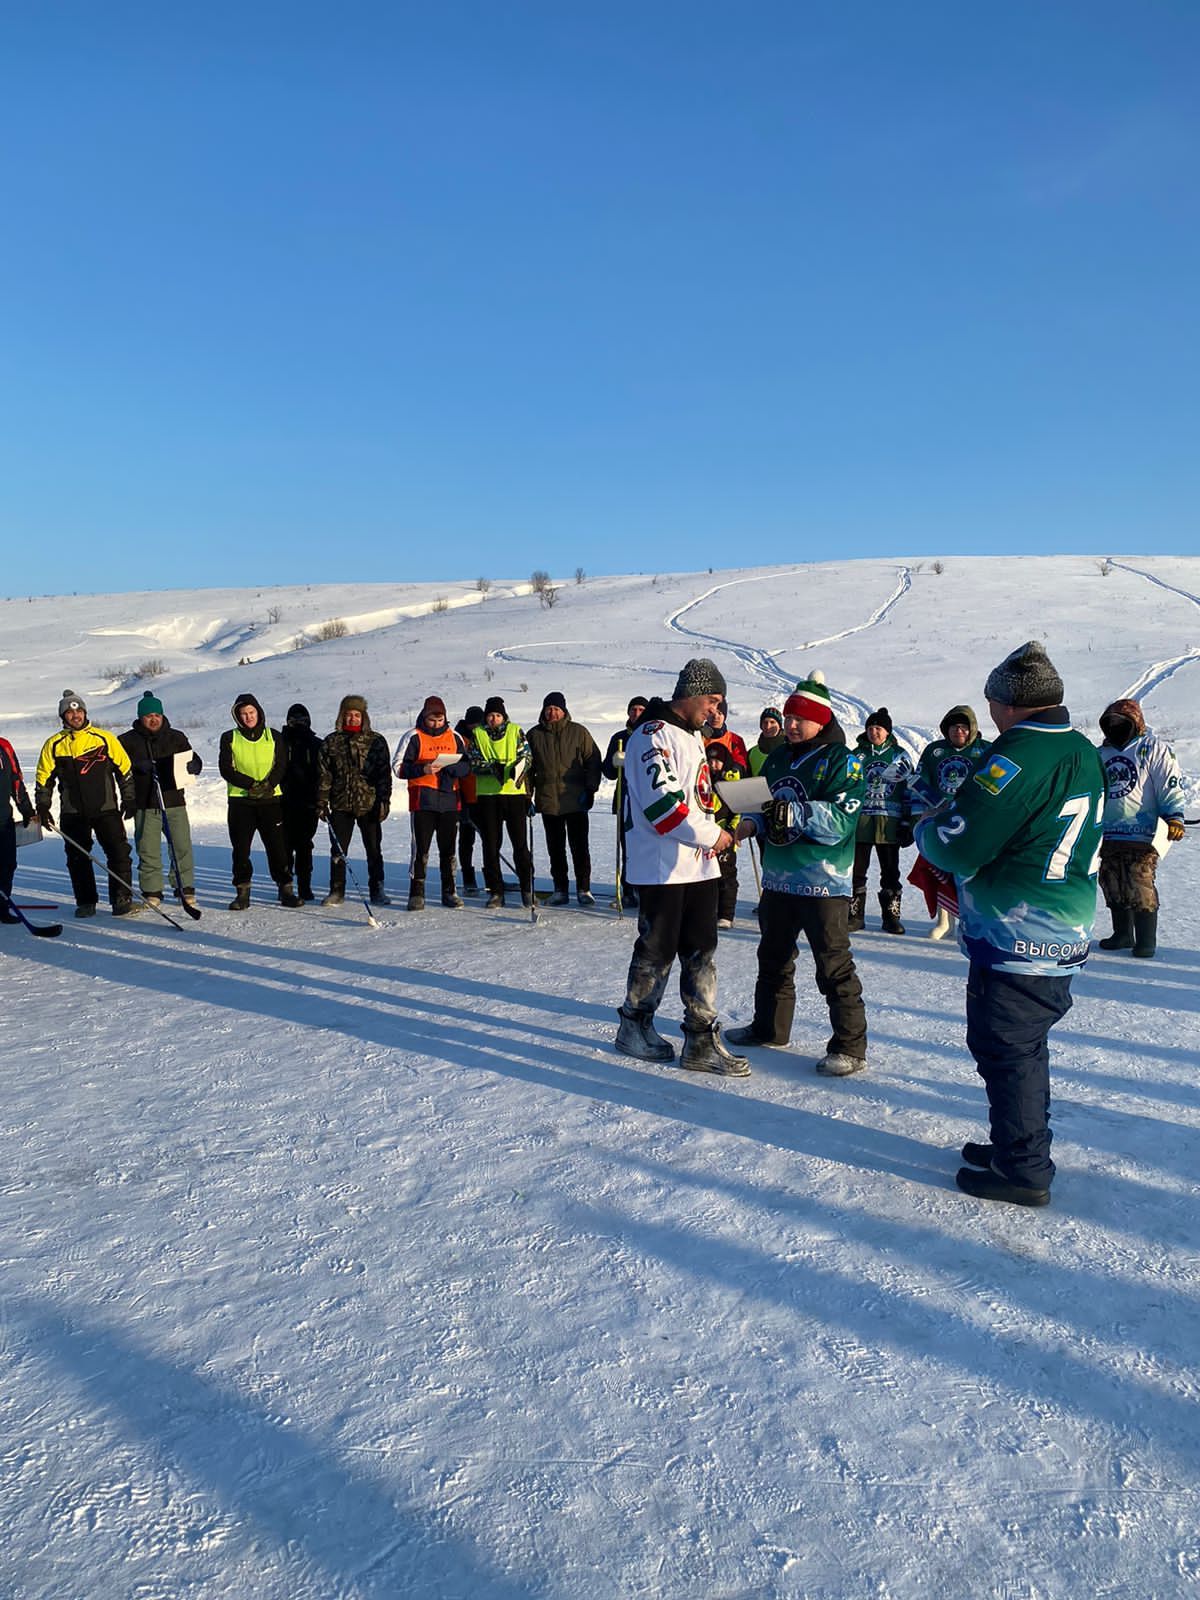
{"left": 783, "top": 672, "right": 833, "bottom": 726}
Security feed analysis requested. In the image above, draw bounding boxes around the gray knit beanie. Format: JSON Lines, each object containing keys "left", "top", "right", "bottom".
{"left": 58, "top": 688, "right": 87, "bottom": 719}
{"left": 983, "top": 641, "right": 1064, "bottom": 708}
{"left": 672, "top": 658, "right": 727, "bottom": 700}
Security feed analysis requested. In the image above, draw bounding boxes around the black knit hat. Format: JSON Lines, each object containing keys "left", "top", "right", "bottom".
{"left": 542, "top": 690, "right": 567, "bottom": 713}
{"left": 463, "top": 705, "right": 485, "bottom": 725}
{"left": 286, "top": 703, "right": 311, "bottom": 726}
{"left": 984, "top": 641, "right": 1064, "bottom": 708}
{"left": 672, "top": 658, "right": 727, "bottom": 700}
{"left": 760, "top": 706, "right": 782, "bottom": 727}
{"left": 627, "top": 695, "right": 648, "bottom": 716}
{"left": 484, "top": 695, "right": 507, "bottom": 717}
{"left": 865, "top": 707, "right": 893, "bottom": 733}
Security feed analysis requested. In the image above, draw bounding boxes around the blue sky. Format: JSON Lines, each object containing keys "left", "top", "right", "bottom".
{"left": 2, "top": 1, "right": 1197, "bottom": 593}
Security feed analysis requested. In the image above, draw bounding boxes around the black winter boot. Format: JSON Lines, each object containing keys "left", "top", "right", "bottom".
{"left": 879, "top": 892, "right": 905, "bottom": 935}
{"left": 229, "top": 885, "right": 251, "bottom": 911}
{"left": 278, "top": 881, "right": 302, "bottom": 908}
{"left": 1099, "top": 907, "right": 1135, "bottom": 950}
{"left": 614, "top": 1006, "right": 675, "bottom": 1062}
{"left": 847, "top": 891, "right": 866, "bottom": 932}
{"left": 679, "top": 1023, "right": 751, "bottom": 1077}
{"left": 1132, "top": 910, "right": 1158, "bottom": 959}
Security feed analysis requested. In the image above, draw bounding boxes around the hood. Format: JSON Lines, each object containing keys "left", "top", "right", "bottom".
{"left": 939, "top": 704, "right": 979, "bottom": 742}
{"left": 1100, "top": 698, "right": 1145, "bottom": 748}
{"left": 231, "top": 693, "right": 267, "bottom": 737}
{"left": 287, "top": 703, "right": 312, "bottom": 727}
{"left": 335, "top": 694, "right": 372, "bottom": 734}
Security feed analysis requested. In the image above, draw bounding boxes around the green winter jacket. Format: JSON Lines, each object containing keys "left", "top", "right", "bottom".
{"left": 752, "top": 721, "right": 865, "bottom": 897}
{"left": 910, "top": 706, "right": 990, "bottom": 810}
{"left": 526, "top": 714, "right": 602, "bottom": 816}
{"left": 914, "top": 707, "right": 1106, "bottom": 975}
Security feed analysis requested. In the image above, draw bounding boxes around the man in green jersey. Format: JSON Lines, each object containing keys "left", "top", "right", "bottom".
{"left": 915, "top": 642, "right": 1105, "bottom": 1207}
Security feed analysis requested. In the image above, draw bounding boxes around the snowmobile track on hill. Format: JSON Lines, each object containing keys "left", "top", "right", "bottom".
{"left": 1108, "top": 561, "right": 1200, "bottom": 703}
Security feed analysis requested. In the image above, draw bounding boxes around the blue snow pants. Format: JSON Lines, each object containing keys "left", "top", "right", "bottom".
{"left": 965, "top": 963, "right": 1074, "bottom": 1190}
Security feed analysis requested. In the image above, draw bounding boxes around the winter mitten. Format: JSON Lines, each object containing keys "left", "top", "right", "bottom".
{"left": 1167, "top": 817, "right": 1186, "bottom": 843}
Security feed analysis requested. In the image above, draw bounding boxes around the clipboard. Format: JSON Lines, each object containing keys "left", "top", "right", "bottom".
{"left": 715, "top": 776, "right": 772, "bottom": 812}
{"left": 172, "top": 750, "right": 198, "bottom": 788}
{"left": 15, "top": 819, "right": 44, "bottom": 848}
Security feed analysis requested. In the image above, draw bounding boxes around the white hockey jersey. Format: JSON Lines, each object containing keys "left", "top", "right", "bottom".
{"left": 1100, "top": 729, "right": 1184, "bottom": 845}
{"left": 621, "top": 710, "right": 723, "bottom": 885}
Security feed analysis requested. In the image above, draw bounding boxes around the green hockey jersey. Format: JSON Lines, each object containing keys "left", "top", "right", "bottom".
{"left": 914, "top": 708, "right": 1106, "bottom": 975}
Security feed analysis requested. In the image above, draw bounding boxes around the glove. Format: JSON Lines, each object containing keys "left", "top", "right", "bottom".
{"left": 186, "top": 753, "right": 203, "bottom": 776}
{"left": 612, "top": 748, "right": 625, "bottom": 769}
{"left": 36, "top": 806, "right": 54, "bottom": 830}
{"left": 580, "top": 792, "right": 593, "bottom": 811}
{"left": 318, "top": 804, "right": 330, "bottom": 822}
{"left": 489, "top": 761, "right": 506, "bottom": 783}
{"left": 378, "top": 800, "right": 390, "bottom": 822}
{"left": 132, "top": 757, "right": 154, "bottom": 775}
{"left": 122, "top": 800, "right": 137, "bottom": 821}
{"left": 248, "top": 780, "right": 272, "bottom": 801}
{"left": 896, "top": 820, "right": 915, "bottom": 848}
{"left": 20, "top": 805, "right": 35, "bottom": 826}
{"left": 1167, "top": 817, "right": 1186, "bottom": 843}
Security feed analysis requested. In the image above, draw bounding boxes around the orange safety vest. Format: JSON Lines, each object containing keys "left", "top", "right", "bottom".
{"left": 407, "top": 726, "right": 462, "bottom": 808}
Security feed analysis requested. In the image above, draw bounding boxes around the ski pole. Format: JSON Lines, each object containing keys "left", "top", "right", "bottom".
{"left": 614, "top": 767, "right": 624, "bottom": 918}
{"left": 0, "top": 885, "right": 62, "bottom": 938}
{"left": 151, "top": 768, "right": 202, "bottom": 920}
{"left": 325, "top": 818, "right": 382, "bottom": 928}
{"left": 527, "top": 805, "right": 538, "bottom": 924}
{"left": 50, "top": 821, "right": 187, "bottom": 930}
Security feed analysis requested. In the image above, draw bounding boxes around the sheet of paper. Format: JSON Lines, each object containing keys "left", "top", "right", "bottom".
{"left": 715, "top": 776, "right": 773, "bottom": 812}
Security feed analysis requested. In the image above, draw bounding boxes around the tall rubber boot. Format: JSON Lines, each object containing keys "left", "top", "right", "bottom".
{"left": 1098, "top": 907, "right": 1135, "bottom": 951}
{"left": 847, "top": 891, "right": 866, "bottom": 933}
{"left": 879, "top": 892, "right": 905, "bottom": 935}
{"left": 1132, "top": 910, "right": 1158, "bottom": 959}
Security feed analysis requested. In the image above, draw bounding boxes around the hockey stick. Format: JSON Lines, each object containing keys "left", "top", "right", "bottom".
{"left": 526, "top": 807, "right": 539, "bottom": 924}
{"left": 0, "top": 885, "right": 62, "bottom": 938}
{"left": 151, "top": 768, "right": 202, "bottom": 919}
{"left": 325, "top": 818, "right": 382, "bottom": 928}
{"left": 51, "top": 822, "right": 186, "bottom": 930}
{"left": 748, "top": 837, "right": 762, "bottom": 897}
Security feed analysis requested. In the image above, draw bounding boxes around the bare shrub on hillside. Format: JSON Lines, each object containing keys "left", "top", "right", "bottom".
{"left": 575, "top": 567, "right": 585, "bottom": 585}
{"left": 530, "top": 570, "right": 552, "bottom": 595}
{"left": 540, "top": 584, "right": 560, "bottom": 609}
{"left": 266, "top": 604, "right": 283, "bottom": 624}
{"left": 932, "top": 560, "right": 945, "bottom": 575}
{"left": 314, "top": 618, "right": 349, "bottom": 641}
{"left": 134, "top": 658, "right": 167, "bottom": 680}
{"left": 476, "top": 577, "right": 491, "bottom": 595}
{"left": 1098, "top": 559, "right": 1113, "bottom": 577}
{"left": 431, "top": 597, "right": 449, "bottom": 613}
{"left": 98, "top": 663, "right": 131, "bottom": 685}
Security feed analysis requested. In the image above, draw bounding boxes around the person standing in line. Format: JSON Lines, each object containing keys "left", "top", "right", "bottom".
{"left": 1095, "top": 697, "right": 1185, "bottom": 959}
{"left": 907, "top": 706, "right": 989, "bottom": 939}
{"left": 615, "top": 658, "right": 748, "bottom": 1076}
{"left": 395, "top": 695, "right": 471, "bottom": 910}
{"left": 319, "top": 694, "right": 393, "bottom": 907}
{"left": 455, "top": 705, "right": 485, "bottom": 895}
{"left": 218, "top": 693, "right": 301, "bottom": 911}
{"left": 527, "top": 690, "right": 602, "bottom": 906}
{"left": 35, "top": 690, "right": 137, "bottom": 917}
{"left": 747, "top": 707, "right": 785, "bottom": 776}
{"left": 703, "top": 698, "right": 749, "bottom": 769}
{"left": 915, "top": 641, "right": 1105, "bottom": 1208}
{"left": 0, "top": 731, "right": 35, "bottom": 923}
{"left": 704, "top": 738, "right": 744, "bottom": 930}
{"left": 602, "top": 695, "right": 649, "bottom": 908}
{"left": 727, "top": 674, "right": 869, "bottom": 1075}
{"left": 280, "top": 703, "right": 324, "bottom": 901}
{"left": 850, "top": 708, "right": 913, "bottom": 935}
{"left": 469, "top": 696, "right": 533, "bottom": 909}
{"left": 120, "top": 691, "right": 203, "bottom": 910}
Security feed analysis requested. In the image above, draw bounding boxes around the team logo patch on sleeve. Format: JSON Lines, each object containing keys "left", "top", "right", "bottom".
{"left": 974, "top": 755, "right": 1021, "bottom": 795}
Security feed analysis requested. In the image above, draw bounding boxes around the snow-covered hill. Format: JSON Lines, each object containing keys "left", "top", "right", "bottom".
{"left": 2, "top": 557, "right": 1198, "bottom": 1598}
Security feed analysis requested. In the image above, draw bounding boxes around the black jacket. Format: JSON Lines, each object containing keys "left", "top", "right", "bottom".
{"left": 119, "top": 717, "right": 200, "bottom": 810}
{"left": 281, "top": 722, "right": 323, "bottom": 808}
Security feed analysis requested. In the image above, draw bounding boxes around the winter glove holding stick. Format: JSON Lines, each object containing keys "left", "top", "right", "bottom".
{"left": 896, "top": 820, "right": 915, "bottom": 848}
{"left": 36, "top": 806, "right": 54, "bottom": 830}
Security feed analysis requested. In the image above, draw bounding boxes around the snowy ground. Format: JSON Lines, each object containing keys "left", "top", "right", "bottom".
{"left": 2, "top": 558, "right": 1199, "bottom": 1598}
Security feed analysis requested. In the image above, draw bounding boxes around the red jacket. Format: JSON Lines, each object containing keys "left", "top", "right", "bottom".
{"left": 0, "top": 737, "right": 33, "bottom": 823}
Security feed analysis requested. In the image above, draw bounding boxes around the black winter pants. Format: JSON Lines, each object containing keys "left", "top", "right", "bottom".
{"left": 282, "top": 803, "right": 319, "bottom": 894}
{"left": 541, "top": 811, "right": 592, "bottom": 892}
{"left": 474, "top": 795, "right": 532, "bottom": 895}
{"left": 753, "top": 889, "right": 867, "bottom": 1058}
{"left": 458, "top": 807, "right": 479, "bottom": 888}
{"left": 0, "top": 819, "right": 16, "bottom": 907}
{"left": 853, "top": 841, "right": 901, "bottom": 897}
{"left": 965, "top": 963, "right": 1073, "bottom": 1191}
{"left": 328, "top": 809, "right": 385, "bottom": 895}
{"left": 60, "top": 811, "right": 133, "bottom": 907}
{"left": 228, "top": 800, "right": 292, "bottom": 888}
{"left": 717, "top": 848, "right": 739, "bottom": 921}
{"left": 623, "top": 879, "right": 720, "bottom": 1031}
{"left": 410, "top": 809, "right": 458, "bottom": 892}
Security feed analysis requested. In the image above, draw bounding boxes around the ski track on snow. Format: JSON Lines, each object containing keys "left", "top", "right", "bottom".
{"left": 1108, "top": 561, "right": 1200, "bottom": 702}
{"left": 664, "top": 565, "right": 925, "bottom": 759}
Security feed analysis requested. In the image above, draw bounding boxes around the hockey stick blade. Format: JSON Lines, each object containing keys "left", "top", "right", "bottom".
{"left": 0, "top": 889, "right": 62, "bottom": 938}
